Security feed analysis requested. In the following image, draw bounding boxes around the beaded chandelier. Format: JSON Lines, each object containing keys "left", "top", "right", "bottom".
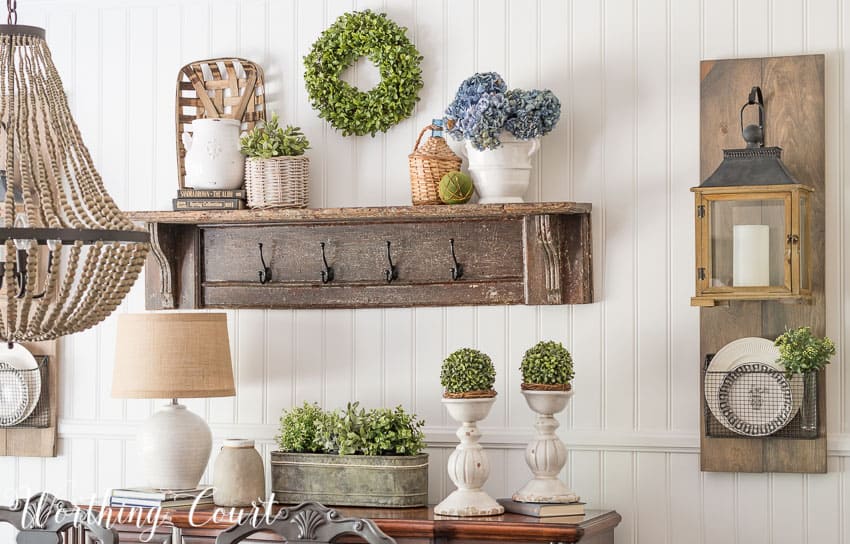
{"left": 0, "top": 18, "right": 148, "bottom": 343}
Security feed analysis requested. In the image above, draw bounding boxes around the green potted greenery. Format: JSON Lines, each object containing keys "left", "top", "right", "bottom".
{"left": 240, "top": 113, "right": 311, "bottom": 209}
{"left": 434, "top": 348, "right": 503, "bottom": 516}
{"left": 271, "top": 402, "right": 428, "bottom": 507}
{"left": 520, "top": 340, "right": 574, "bottom": 392}
{"left": 513, "top": 340, "right": 578, "bottom": 504}
{"left": 775, "top": 327, "right": 836, "bottom": 431}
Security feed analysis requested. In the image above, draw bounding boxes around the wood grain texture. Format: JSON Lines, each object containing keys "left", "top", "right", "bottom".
{"left": 0, "top": 341, "right": 58, "bottom": 457}
{"left": 126, "top": 202, "right": 593, "bottom": 225}
{"left": 699, "top": 54, "right": 826, "bottom": 473}
{"left": 140, "top": 205, "right": 593, "bottom": 309}
{"left": 91, "top": 506, "right": 621, "bottom": 544}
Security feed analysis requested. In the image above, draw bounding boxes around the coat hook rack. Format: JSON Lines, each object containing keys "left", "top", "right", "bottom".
{"left": 257, "top": 243, "right": 271, "bottom": 284}
{"left": 449, "top": 238, "right": 463, "bottom": 281}
{"left": 384, "top": 240, "right": 398, "bottom": 283}
{"left": 320, "top": 242, "right": 334, "bottom": 284}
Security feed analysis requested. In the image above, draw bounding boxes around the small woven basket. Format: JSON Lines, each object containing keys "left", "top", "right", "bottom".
{"left": 245, "top": 156, "right": 309, "bottom": 209}
{"left": 408, "top": 124, "right": 462, "bottom": 205}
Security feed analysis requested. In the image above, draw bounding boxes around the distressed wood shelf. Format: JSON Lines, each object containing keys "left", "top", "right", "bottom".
{"left": 128, "top": 202, "right": 593, "bottom": 310}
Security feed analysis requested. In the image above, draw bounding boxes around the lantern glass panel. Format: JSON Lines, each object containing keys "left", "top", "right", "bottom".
{"left": 709, "top": 198, "right": 787, "bottom": 289}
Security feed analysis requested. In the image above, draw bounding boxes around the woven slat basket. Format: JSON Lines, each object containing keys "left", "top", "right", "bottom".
{"left": 245, "top": 156, "right": 310, "bottom": 209}
{"left": 408, "top": 124, "right": 462, "bottom": 205}
{"left": 175, "top": 58, "right": 267, "bottom": 189}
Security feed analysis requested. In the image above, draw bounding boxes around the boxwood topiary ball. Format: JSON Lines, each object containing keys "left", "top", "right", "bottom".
{"left": 438, "top": 171, "right": 474, "bottom": 204}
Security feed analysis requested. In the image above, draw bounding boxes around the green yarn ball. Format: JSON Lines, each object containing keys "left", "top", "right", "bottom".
{"left": 438, "top": 171, "right": 474, "bottom": 204}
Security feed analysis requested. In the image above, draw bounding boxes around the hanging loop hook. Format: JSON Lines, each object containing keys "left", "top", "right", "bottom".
{"left": 740, "top": 86, "right": 765, "bottom": 148}
{"left": 384, "top": 241, "right": 398, "bottom": 284}
{"left": 320, "top": 242, "right": 334, "bottom": 284}
{"left": 257, "top": 243, "right": 271, "bottom": 284}
{"left": 449, "top": 238, "right": 463, "bottom": 281}
{"left": 6, "top": 0, "right": 16, "bottom": 25}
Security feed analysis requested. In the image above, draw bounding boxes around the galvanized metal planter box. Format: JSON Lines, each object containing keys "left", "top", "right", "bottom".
{"left": 270, "top": 452, "right": 428, "bottom": 507}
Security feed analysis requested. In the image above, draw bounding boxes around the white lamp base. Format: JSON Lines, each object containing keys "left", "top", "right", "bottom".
{"left": 138, "top": 401, "right": 212, "bottom": 489}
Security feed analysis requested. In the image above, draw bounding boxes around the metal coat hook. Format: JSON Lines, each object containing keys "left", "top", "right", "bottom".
{"left": 257, "top": 243, "right": 271, "bottom": 284}
{"left": 320, "top": 242, "right": 334, "bottom": 284}
{"left": 449, "top": 238, "right": 463, "bottom": 281}
{"left": 384, "top": 241, "right": 398, "bottom": 283}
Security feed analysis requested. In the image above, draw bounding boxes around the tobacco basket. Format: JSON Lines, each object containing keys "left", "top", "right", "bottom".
{"left": 175, "top": 58, "right": 267, "bottom": 189}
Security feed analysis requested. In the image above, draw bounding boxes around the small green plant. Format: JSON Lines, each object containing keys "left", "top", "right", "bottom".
{"left": 520, "top": 340, "right": 574, "bottom": 386}
{"left": 440, "top": 348, "right": 496, "bottom": 395}
{"left": 775, "top": 326, "right": 836, "bottom": 377}
{"left": 276, "top": 401, "right": 425, "bottom": 456}
{"left": 240, "top": 113, "right": 310, "bottom": 158}
{"left": 276, "top": 401, "right": 327, "bottom": 453}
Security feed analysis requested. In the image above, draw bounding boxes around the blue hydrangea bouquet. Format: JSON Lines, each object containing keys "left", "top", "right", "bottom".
{"left": 445, "top": 72, "right": 561, "bottom": 151}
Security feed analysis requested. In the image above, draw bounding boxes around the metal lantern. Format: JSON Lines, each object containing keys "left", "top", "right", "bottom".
{"left": 692, "top": 87, "right": 812, "bottom": 307}
{"left": 0, "top": 17, "right": 148, "bottom": 342}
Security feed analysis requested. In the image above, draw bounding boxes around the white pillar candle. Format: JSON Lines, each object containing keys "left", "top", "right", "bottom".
{"left": 733, "top": 224, "right": 770, "bottom": 286}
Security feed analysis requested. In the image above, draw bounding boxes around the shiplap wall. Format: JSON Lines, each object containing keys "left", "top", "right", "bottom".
{"left": 0, "top": 0, "right": 849, "bottom": 542}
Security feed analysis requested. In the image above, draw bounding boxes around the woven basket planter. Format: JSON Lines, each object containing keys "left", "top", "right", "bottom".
{"left": 408, "top": 124, "right": 462, "bottom": 205}
{"left": 245, "top": 156, "right": 309, "bottom": 209}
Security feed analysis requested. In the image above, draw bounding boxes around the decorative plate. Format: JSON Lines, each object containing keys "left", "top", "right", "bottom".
{"left": 0, "top": 343, "right": 41, "bottom": 423}
{"left": 704, "top": 337, "right": 781, "bottom": 427}
{"left": 0, "top": 361, "right": 29, "bottom": 427}
{"left": 717, "top": 363, "right": 793, "bottom": 437}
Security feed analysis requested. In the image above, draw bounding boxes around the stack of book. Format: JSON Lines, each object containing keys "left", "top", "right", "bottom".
{"left": 173, "top": 189, "right": 247, "bottom": 211}
{"left": 109, "top": 487, "right": 214, "bottom": 508}
{"left": 497, "top": 498, "right": 585, "bottom": 521}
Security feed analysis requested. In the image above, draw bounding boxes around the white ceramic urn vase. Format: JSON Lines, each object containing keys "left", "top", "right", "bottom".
{"left": 434, "top": 396, "right": 504, "bottom": 517}
{"left": 513, "top": 389, "right": 579, "bottom": 503}
{"left": 138, "top": 403, "right": 212, "bottom": 490}
{"left": 182, "top": 118, "right": 245, "bottom": 190}
{"left": 464, "top": 132, "right": 540, "bottom": 204}
{"left": 213, "top": 439, "right": 266, "bottom": 507}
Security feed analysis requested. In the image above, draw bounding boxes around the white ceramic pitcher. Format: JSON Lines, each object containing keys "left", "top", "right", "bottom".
{"left": 463, "top": 132, "right": 540, "bottom": 204}
{"left": 182, "top": 118, "right": 244, "bottom": 190}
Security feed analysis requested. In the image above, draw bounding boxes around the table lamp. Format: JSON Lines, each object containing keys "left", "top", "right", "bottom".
{"left": 112, "top": 312, "right": 235, "bottom": 490}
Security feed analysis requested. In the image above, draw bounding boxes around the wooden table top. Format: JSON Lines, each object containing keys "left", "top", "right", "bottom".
{"left": 90, "top": 505, "right": 621, "bottom": 542}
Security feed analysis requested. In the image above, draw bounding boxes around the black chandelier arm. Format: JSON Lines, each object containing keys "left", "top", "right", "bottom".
{"left": 0, "top": 227, "right": 149, "bottom": 245}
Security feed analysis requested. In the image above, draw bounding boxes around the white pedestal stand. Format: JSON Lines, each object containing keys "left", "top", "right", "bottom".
{"left": 513, "top": 389, "right": 579, "bottom": 503}
{"left": 434, "top": 396, "right": 504, "bottom": 516}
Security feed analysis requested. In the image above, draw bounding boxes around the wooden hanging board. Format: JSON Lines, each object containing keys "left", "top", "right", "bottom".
{"left": 175, "top": 58, "right": 267, "bottom": 189}
{"left": 0, "top": 340, "right": 58, "bottom": 457}
{"left": 699, "top": 54, "right": 825, "bottom": 473}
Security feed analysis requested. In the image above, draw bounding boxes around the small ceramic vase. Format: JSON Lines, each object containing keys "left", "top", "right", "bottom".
{"left": 182, "top": 118, "right": 244, "bottom": 190}
{"left": 434, "top": 396, "right": 504, "bottom": 516}
{"left": 513, "top": 389, "right": 579, "bottom": 503}
{"left": 212, "top": 439, "right": 266, "bottom": 507}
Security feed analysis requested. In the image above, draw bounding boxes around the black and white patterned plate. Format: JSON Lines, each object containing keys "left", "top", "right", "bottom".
{"left": 0, "top": 361, "right": 29, "bottom": 426}
{"left": 718, "top": 363, "right": 792, "bottom": 437}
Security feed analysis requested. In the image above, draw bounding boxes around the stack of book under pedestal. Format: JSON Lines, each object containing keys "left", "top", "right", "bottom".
{"left": 497, "top": 498, "right": 585, "bottom": 522}
{"left": 109, "top": 487, "right": 214, "bottom": 508}
{"left": 173, "top": 189, "right": 246, "bottom": 211}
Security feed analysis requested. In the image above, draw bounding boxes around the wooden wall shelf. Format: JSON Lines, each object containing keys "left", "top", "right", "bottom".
{"left": 128, "top": 202, "right": 593, "bottom": 311}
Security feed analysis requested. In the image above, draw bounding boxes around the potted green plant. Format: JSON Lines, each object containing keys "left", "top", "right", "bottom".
{"left": 435, "top": 348, "right": 503, "bottom": 517}
{"left": 240, "top": 113, "right": 311, "bottom": 209}
{"left": 513, "top": 340, "right": 579, "bottom": 504}
{"left": 775, "top": 327, "right": 836, "bottom": 432}
{"left": 270, "top": 402, "right": 428, "bottom": 507}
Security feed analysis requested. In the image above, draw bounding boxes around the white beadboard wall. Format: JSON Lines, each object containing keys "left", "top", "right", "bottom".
{"left": 1, "top": 0, "right": 850, "bottom": 542}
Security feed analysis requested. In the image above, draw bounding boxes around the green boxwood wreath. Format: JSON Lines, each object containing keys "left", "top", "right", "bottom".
{"left": 303, "top": 10, "right": 424, "bottom": 137}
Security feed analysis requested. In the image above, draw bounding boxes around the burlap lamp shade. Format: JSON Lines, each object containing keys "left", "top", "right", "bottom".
{"left": 112, "top": 312, "right": 235, "bottom": 490}
{"left": 112, "top": 313, "right": 235, "bottom": 399}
